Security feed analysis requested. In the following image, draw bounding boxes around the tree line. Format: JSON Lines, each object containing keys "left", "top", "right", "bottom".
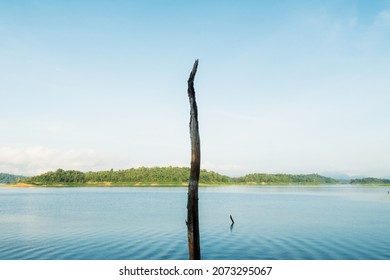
{"left": 4, "top": 167, "right": 388, "bottom": 186}
{"left": 20, "top": 167, "right": 342, "bottom": 185}
{"left": 351, "top": 177, "right": 390, "bottom": 185}
{"left": 235, "top": 173, "right": 339, "bottom": 184}
{"left": 0, "top": 173, "right": 26, "bottom": 184}
{"left": 22, "top": 167, "right": 231, "bottom": 185}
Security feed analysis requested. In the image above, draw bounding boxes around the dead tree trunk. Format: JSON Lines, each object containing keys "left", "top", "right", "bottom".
{"left": 187, "top": 59, "right": 201, "bottom": 260}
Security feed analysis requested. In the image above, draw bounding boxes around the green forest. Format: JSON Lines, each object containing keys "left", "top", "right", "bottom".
{"left": 19, "top": 166, "right": 340, "bottom": 186}
{"left": 0, "top": 173, "right": 26, "bottom": 184}
{"left": 235, "top": 173, "right": 339, "bottom": 184}
{"left": 350, "top": 177, "right": 390, "bottom": 185}
{"left": 22, "top": 167, "right": 231, "bottom": 185}
{"left": 2, "top": 167, "right": 389, "bottom": 186}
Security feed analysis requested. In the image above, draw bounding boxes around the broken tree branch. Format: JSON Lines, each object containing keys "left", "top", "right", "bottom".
{"left": 230, "top": 215, "right": 235, "bottom": 225}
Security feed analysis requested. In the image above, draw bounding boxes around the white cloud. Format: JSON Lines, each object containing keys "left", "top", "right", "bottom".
{"left": 0, "top": 146, "right": 126, "bottom": 176}
{"left": 375, "top": 9, "right": 390, "bottom": 27}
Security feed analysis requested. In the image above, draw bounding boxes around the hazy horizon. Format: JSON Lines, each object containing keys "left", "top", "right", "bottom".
{"left": 1, "top": 1, "right": 390, "bottom": 179}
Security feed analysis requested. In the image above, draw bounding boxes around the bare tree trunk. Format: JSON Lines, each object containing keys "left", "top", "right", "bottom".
{"left": 187, "top": 59, "right": 201, "bottom": 260}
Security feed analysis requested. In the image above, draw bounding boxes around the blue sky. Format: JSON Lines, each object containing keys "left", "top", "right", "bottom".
{"left": 1, "top": 0, "right": 390, "bottom": 178}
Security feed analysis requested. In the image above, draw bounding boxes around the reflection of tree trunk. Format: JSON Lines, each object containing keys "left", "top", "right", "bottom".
{"left": 187, "top": 59, "right": 201, "bottom": 260}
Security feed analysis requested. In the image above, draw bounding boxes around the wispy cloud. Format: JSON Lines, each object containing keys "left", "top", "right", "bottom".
{"left": 0, "top": 146, "right": 125, "bottom": 176}
{"left": 350, "top": 8, "right": 390, "bottom": 51}
{"left": 375, "top": 9, "right": 390, "bottom": 27}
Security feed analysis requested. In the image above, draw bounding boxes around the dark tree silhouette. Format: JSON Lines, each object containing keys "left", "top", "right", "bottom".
{"left": 186, "top": 59, "right": 201, "bottom": 260}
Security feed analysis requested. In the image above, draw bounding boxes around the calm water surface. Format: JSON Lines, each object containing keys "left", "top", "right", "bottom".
{"left": 0, "top": 185, "right": 389, "bottom": 259}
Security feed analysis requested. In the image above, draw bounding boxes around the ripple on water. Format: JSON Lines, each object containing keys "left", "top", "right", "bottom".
{"left": 1, "top": 186, "right": 389, "bottom": 260}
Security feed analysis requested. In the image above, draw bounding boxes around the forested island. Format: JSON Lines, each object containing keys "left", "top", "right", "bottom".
{"left": 6, "top": 167, "right": 341, "bottom": 186}
{"left": 350, "top": 177, "right": 390, "bottom": 185}
{"left": 2, "top": 167, "right": 389, "bottom": 186}
{"left": 0, "top": 173, "right": 26, "bottom": 184}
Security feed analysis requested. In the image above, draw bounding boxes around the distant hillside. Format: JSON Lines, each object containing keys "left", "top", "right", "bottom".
{"left": 235, "top": 173, "right": 339, "bottom": 185}
{"left": 23, "top": 167, "right": 232, "bottom": 185}
{"left": 351, "top": 177, "right": 390, "bottom": 185}
{"left": 22, "top": 167, "right": 340, "bottom": 186}
{"left": 0, "top": 173, "right": 26, "bottom": 184}
{"left": 16, "top": 168, "right": 390, "bottom": 186}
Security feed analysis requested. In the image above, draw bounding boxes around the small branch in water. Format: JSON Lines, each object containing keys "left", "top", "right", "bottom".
{"left": 230, "top": 215, "right": 235, "bottom": 225}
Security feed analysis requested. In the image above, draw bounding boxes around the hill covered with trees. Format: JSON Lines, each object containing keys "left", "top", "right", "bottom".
{"left": 0, "top": 173, "right": 26, "bottom": 184}
{"left": 351, "top": 177, "right": 390, "bottom": 185}
{"left": 6, "top": 167, "right": 390, "bottom": 186}
{"left": 235, "top": 173, "right": 339, "bottom": 185}
{"left": 20, "top": 167, "right": 340, "bottom": 186}
{"left": 22, "top": 167, "right": 232, "bottom": 185}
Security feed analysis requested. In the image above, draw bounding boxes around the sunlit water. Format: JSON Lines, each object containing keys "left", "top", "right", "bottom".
{"left": 0, "top": 185, "right": 389, "bottom": 259}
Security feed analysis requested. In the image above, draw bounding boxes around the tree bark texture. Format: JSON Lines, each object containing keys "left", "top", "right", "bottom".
{"left": 187, "top": 59, "right": 201, "bottom": 260}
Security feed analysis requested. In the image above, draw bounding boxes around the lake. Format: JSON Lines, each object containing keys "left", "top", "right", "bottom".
{"left": 0, "top": 185, "right": 389, "bottom": 260}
